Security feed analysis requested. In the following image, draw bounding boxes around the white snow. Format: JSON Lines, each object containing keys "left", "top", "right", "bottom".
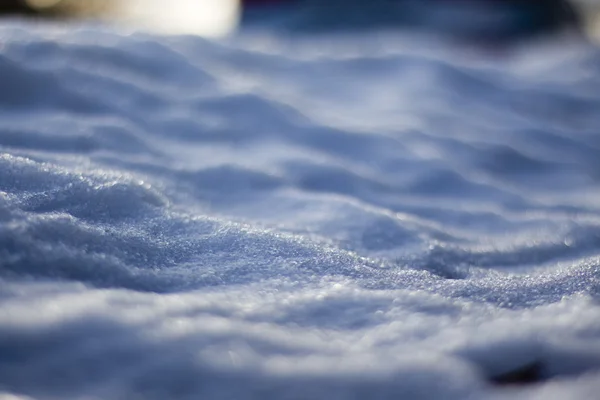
{"left": 0, "top": 19, "right": 600, "bottom": 400}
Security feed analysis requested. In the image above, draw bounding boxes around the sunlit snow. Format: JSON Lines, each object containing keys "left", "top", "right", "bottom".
{"left": 0, "top": 13, "right": 600, "bottom": 400}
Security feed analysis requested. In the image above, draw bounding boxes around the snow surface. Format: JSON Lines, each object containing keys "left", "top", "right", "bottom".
{"left": 1, "top": 20, "right": 600, "bottom": 400}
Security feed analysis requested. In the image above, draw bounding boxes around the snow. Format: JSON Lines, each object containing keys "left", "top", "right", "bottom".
{"left": 1, "top": 19, "right": 600, "bottom": 400}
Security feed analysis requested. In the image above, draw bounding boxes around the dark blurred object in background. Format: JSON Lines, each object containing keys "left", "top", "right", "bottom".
{"left": 240, "top": 0, "right": 585, "bottom": 42}
{"left": 0, "top": 0, "right": 38, "bottom": 15}
{"left": 0, "top": 0, "right": 113, "bottom": 18}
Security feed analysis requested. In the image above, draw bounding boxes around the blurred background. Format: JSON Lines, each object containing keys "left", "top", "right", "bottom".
{"left": 1, "top": 0, "right": 600, "bottom": 40}
{"left": 0, "top": 0, "right": 240, "bottom": 36}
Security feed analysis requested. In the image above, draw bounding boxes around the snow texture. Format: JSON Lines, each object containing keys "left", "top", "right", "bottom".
{"left": 1, "top": 20, "right": 600, "bottom": 400}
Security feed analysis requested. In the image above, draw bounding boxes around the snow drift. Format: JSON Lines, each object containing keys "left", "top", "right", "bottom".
{"left": 0, "top": 21, "right": 599, "bottom": 399}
